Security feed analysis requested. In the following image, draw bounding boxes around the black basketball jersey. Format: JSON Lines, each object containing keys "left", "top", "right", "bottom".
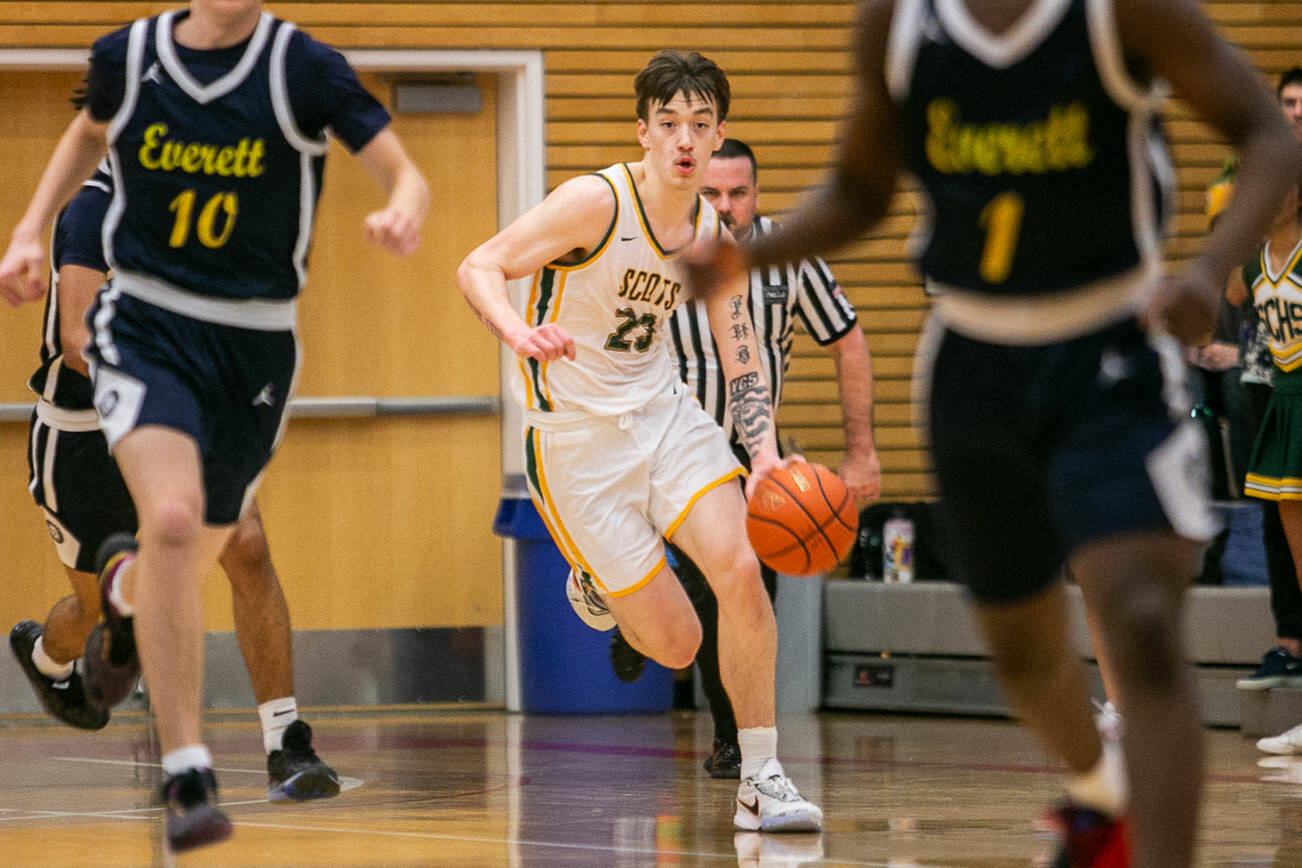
{"left": 88, "top": 10, "right": 388, "bottom": 304}
{"left": 28, "top": 164, "right": 113, "bottom": 412}
{"left": 887, "top": 0, "right": 1171, "bottom": 296}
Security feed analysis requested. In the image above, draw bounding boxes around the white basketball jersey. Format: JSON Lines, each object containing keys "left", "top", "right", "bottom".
{"left": 515, "top": 163, "right": 721, "bottom": 417}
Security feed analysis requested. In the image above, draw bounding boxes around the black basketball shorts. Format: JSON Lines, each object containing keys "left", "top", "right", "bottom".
{"left": 916, "top": 316, "right": 1217, "bottom": 604}
{"left": 27, "top": 402, "right": 138, "bottom": 573}
{"left": 86, "top": 285, "right": 297, "bottom": 525}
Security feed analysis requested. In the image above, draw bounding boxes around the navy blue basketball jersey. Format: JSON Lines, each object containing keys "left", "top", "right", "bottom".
{"left": 886, "top": 0, "right": 1171, "bottom": 296}
{"left": 86, "top": 10, "right": 389, "bottom": 305}
{"left": 28, "top": 163, "right": 113, "bottom": 412}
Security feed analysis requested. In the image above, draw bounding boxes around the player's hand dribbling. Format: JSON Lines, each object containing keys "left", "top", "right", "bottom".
{"left": 1141, "top": 267, "right": 1219, "bottom": 345}
{"left": 507, "top": 323, "right": 576, "bottom": 362}
{"left": 0, "top": 236, "right": 47, "bottom": 307}
{"left": 745, "top": 452, "right": 800, "bottom": 500}
{"left": 364, "top": 207, "right": 421, "bottom": 257}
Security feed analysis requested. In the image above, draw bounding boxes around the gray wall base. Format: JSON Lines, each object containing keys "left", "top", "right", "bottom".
{"left": 0, "top": 627, "right": 487, "bottom": 716}
{"left": 1240, "top": 687, "right": 1302, "bottom": 738}
{"left": 825, "top": 653, "right": 1248, "bottom": 727}
{"left": 204, "top": 627, "right": 486, "bottom": 708}
{"left": 823, "top": 581, "right": 1276, "bottom": 728}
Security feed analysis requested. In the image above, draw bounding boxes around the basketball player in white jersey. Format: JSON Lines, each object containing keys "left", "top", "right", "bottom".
{"left": 457, "top": 50, "right": 822, "bottom": 833}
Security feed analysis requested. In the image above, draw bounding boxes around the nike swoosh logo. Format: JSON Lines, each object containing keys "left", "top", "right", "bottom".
{"left": 738, "top": 797, "right": 760, "bottom": 816}
{"left": 272, "top": 709, "right": 296, "bottom": 717}
{"left": 619, "top": 235, "right": 637, "bottom": 241}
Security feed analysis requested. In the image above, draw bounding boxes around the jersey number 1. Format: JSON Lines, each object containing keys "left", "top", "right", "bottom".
{"left": 169, "top": 190, "right": 239, "bottom": 249}
{"left": 978, "top": 192, "right": 1024, "bottom": 284}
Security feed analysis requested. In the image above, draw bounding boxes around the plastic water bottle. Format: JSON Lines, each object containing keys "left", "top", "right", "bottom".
{"left": 883, "top": 512, "right": 915, "bottom": 584}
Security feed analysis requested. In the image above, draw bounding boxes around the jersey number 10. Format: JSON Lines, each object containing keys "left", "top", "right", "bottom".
{"left": 168, "top": 189, "right": 239, "bottom": 249}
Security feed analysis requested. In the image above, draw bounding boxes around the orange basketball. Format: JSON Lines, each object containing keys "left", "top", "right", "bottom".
{"left": 745, "top": 459, "right": 858, "bottom": 576}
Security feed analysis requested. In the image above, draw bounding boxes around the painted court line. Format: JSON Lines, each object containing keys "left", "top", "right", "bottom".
{"left": 231, "top": 819, "right": 935, "bottom": 868}
{"left": 50, "top": 755, "right": 364, "bottom": 792}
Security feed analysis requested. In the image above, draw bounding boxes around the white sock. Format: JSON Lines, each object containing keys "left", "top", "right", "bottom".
{"left": 161, "top": 744, "right": 213, "bottom": 777}
{"left": 106, "top": 557, "right": 135, "bottom": 617}
{"left": 1065, "top": 740, "right": 1127, "bottom": 816}
{"left": 259, "top": 697, "right": 298, "bottom": 753}
{"left": 31, "top": 635, "right": 74, "bottom": 681}
{"left": 738, "top": 726, "right": 779, "bottom": 780}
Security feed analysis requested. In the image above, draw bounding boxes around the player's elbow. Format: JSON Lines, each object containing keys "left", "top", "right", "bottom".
{"left": 455, "top": 255, "right": 483, "bottom": 298}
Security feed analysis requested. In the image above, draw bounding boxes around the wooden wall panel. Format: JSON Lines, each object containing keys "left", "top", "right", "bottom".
{"left": 0, "top": 72, "right": 87, "bottom": 404}
{"left": 1, "top": 1, "right": 1298, "bottom": 505}
{"left": 203, "top": 416, "right": 504, "bottom": 631}
{"left": 299, "top": 73, "right": 500, "bottom": 398}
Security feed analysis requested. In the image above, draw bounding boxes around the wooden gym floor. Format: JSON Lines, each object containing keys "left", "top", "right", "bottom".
{"left": 0, "top": 707, "right": 1294, "bottom": 866}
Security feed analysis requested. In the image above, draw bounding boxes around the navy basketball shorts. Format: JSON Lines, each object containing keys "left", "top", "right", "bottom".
{"left": 85, "top": 291, "right": 298, "bottom": 525}
{"left": 28, "top": 405, "right": 138, "bottom": 573}
{"left": 917, "top": 316, "right": 1217, "bottom": 604}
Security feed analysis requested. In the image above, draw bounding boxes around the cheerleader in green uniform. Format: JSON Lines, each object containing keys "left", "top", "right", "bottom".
{"left": 1244, "top": 184, "right": 1302, "bottom": 505}
{"left": 1238, "top": 184, "right": 1302, "bottom": 756}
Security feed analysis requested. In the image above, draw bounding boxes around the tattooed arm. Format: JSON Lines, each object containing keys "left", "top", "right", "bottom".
{"left": 702, "top": 268, "right": 782, "bottom": 495}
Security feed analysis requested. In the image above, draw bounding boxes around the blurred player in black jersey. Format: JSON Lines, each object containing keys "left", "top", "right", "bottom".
{"left": 685, "top": 0, "right": 1301, "bottom": 865}
{"left": 10, "top": 163, "right": 341, "bottom": 805}
{"left": 0, "top": 0, "right": 428, "bottom": 852}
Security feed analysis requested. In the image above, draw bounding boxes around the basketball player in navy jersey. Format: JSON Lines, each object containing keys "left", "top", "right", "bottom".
{"left": 685, "top": 0, "right": 1301, "bottom": 865}
{"left": 10, "top": 164, "right": 338, "bottom": 802}
{"left": 0, "top": 0, "right": 428, "bottom": 852}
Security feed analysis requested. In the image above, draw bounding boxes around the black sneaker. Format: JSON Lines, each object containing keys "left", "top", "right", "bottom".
{"left": 267, "top": 720, "right": 341, "bottom": 801}
{"left": 1237, "top": 646, "right": 1302, "bottom": 690}
{"left": 161, "top": 767, "right": 233, "bottom": 852}
{"left": 83, "top": 534, "right": 140, "bottom": 711}
{"left": 8, "top": 621, "right": 109, "bottom": 730}
{"left": 704, "top": 739, "right": 742, "bottom": 779}
{"left": 610, "top": 629, "right": 647, "bottom": 683}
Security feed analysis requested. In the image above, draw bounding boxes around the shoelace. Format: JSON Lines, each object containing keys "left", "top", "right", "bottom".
{"left": 754, "top": 774, "right": 801, "bottom": 802}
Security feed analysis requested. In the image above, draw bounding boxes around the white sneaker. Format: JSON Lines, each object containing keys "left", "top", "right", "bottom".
{"left": 1257, "top": 723, "right": 1302, "bottom": 755}
{"left": 734, "top": 758, "right": 823, "bottom": 833}
{"left": 566, "top": 568, "right": 614, "bottom": 631}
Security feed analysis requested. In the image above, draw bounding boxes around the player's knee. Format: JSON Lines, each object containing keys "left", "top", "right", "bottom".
{"left": 141, "top": 499, "right": 204, "bottom": 551}
{"left": 639, "top": 607, "right": 701, "bottom": 669}
{"left": 219, "top": 517, "right": 272, "bottom": 577}
{"left": 659, "top": 621, "right": 702, "bottom": 670}
{"left": 709, "top": 550, "right": 767, "bottom": 610}
{"left": 66, "top": 600, "right": 100, "bottom": 638}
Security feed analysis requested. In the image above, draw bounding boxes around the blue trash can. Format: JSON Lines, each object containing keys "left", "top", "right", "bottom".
{"left": 493, "top": 496, "right": 674, "bottom": 714}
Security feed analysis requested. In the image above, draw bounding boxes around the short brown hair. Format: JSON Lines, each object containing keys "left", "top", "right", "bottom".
{"left": 634, "top": 50, "right": 730, "bottom": 122}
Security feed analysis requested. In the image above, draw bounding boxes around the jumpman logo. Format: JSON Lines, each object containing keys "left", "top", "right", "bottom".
{"left": 142, "top": 62, "right": 164, "bottom": 85}
{"left": 252, "top": 384, "right": 276, "bottom": 407}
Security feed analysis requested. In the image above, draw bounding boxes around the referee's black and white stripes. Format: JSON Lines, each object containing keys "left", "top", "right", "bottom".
{"left": 668, "top": 215, "right": 858, "bottom": 442}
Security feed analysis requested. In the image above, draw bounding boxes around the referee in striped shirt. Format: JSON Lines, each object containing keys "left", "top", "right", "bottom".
{"left": 611, "top": 139, "right": 882, "bottom": 777}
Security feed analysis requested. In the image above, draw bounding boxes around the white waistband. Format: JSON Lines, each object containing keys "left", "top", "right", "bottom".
{"left": 523, "top": 393, "right": 682, "bottom": 432}
{"left": 929, "top": 264, "right": 1157, "bottom": 345}
{"left": 524, "top": 407, "right": 615, "bottom": 432}
{"left": 35, "top": 399, "right": 101, "bottom": 432}
{"left": 114, "top": 270, "right": 297, "bottom": 331}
